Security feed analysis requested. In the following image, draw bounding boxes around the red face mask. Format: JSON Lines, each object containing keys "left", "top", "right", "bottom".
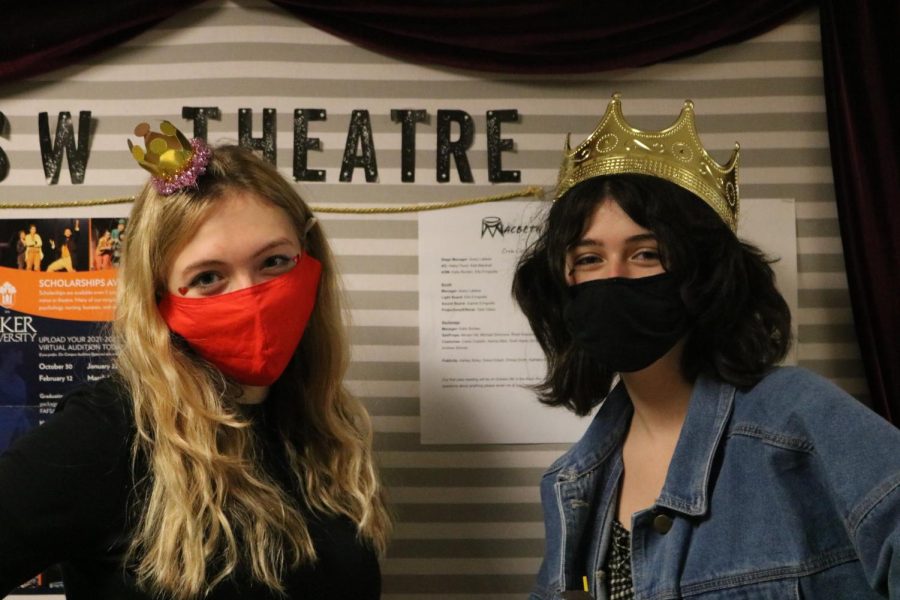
{"left": 158, "top": 252, "right": 322, "bottom": 386}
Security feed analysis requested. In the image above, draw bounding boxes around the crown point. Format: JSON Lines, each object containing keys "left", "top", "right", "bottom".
{"left": 160, "top": 121, "right": 177, "bottom": 136}
{"left": 134, "top": 122, "right": 150, "bottom": 137}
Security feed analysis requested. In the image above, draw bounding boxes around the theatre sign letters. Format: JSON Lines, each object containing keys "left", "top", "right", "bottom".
{"left": 0, "top": 107, "right": 523, "bottom": 186}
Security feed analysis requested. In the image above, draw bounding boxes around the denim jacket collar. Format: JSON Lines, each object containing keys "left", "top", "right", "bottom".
{"left": 656, "top": 374, "right": 735, "bottom": 517}
{"left": 540, "top": 374, "right": 736, "bottom": 597}
{"left": 551, "top": 373, "right": 736, "bottom": 517}
{"left": 550, "top": 387, "right": 631, "bottom": 480}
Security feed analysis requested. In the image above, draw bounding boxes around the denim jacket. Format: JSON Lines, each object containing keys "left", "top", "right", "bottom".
{"left": 531, "top": 367, "right": 900, "bottom": 600}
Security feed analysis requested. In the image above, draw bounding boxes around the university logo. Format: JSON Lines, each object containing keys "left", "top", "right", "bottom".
{"left": 0, "top": 281, "right": 16, "bottom": 307}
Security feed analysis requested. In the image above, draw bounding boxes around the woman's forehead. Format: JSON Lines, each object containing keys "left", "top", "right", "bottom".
{"left": 168, "top": 191, "right": 300, "bottom": 270}
{"left": 578, "top": 199, "right": 652, "bottom": 238}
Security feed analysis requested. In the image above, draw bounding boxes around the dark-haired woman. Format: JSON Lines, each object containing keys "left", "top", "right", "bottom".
{"left": 514, "top": 95, "right": 900, "bottom": 599}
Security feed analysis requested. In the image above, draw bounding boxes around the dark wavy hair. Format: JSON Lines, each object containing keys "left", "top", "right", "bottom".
{"left": 512, "top": 174, "right": 791, "bottom": 415}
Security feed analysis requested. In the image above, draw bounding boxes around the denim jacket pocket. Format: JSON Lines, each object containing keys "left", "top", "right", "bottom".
{"left": 795, "top": 559, "right": 886, "bottom": 599}
{"left": 680, "top": 577, "right": 799, "bottom": 599}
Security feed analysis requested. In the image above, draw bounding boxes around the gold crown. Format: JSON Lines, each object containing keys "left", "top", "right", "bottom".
{"left": 127, "top": 121, "right": 212, "bottom": 195}
{"left": 128, "top": 121, "right": 193, "bottom": 178}
{"left": 556, "top": 94, "right": 740, "bottom": 231}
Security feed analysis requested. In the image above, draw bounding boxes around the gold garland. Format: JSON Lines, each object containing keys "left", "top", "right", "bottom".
{"left": 0, "top": 186, "right": 546, "bottom": 213}
{"left": 0, "top": 197, "right": 136, "bottom": 209}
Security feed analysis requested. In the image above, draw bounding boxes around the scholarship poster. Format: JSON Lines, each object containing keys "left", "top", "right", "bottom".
{"left": 0, "top": 209, "right": 128, "bottom": 594}
{"left": 418, "top": 198, "right": 798, "bottom": 445}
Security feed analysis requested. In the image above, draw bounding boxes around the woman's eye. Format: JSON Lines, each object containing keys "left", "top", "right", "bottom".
{"left": 188, "top": 271, "right": 223, "bottom": 289}
{"left": 572, "top": 254, "right": 602, "bottom": 270}
{"left": 633, "top": 249, "right": 661, "bottom": 262}
{"left": 262, "top": 254, "right": 295, "bottom": 270}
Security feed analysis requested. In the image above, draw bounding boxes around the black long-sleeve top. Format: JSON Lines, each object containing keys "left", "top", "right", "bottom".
{"left": 0, "top": 378, "right": 380, "bottom": 599}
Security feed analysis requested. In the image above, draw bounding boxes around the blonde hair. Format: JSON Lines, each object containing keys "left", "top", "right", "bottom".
{"left": 113, "top": 145, "right": 390, "bottom": 597}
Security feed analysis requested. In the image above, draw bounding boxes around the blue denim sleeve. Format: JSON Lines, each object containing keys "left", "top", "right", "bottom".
{"left": 849, "top": 472, "right": 900, "bottom": 599}
{"left": 785, "top": 370, "right": 900, "bottom": 598}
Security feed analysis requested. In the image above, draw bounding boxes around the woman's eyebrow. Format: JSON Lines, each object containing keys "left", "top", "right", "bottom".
{"left": 568, "top": 232, "right": 657, "bottom": 250}
{"left": 568, "top": 238, "right": 601, "bottom": 251}
{"left": 251, "top": 237, "right": 296, "bottom": 259}
{"left": 180, "top": 258, "right": 226, "bottom": 273}
{"left": 625, "top": 233, "right": 658, "bottom": 244}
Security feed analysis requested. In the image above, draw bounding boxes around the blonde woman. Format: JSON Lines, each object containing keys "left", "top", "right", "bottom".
{"left": 0, "top": 125, "right": 390, "bottom": 599}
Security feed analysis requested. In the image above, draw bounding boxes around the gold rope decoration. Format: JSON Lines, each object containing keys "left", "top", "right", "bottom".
{"left": 0, "top": 197, "right": 137, "bottom": 209}
{"left": 0, "top": 186, "right": 547, "bottom": 213}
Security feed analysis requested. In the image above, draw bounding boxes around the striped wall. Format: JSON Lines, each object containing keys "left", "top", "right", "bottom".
{"left": 0, "top": 2, "right": 865, "bottom": 597}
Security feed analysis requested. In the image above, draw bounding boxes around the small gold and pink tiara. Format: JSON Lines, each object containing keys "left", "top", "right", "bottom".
{"left": 127, "top": 120, "right": 211, "bottom": 195}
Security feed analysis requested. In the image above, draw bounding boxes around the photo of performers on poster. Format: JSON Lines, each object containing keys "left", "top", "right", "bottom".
{"left": 0, "top": 215, "right": 128, "bottom": 594}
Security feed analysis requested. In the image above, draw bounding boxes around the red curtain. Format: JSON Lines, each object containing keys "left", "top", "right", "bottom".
{"left": 819, "top": 0, "right": 900, "bottom": 423}
{"left": 0, "top": 2, "right": 202, "bottom": 81}
{"left": 270, "top": 0, "right": 811, "bottom": 73}
{"left": 2, "top": 1, "right": 897, "bottom": 424}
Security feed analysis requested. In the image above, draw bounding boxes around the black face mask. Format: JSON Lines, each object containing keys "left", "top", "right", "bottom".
{"left": 563, "top": 272, "right": 688, "bottom": 372}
